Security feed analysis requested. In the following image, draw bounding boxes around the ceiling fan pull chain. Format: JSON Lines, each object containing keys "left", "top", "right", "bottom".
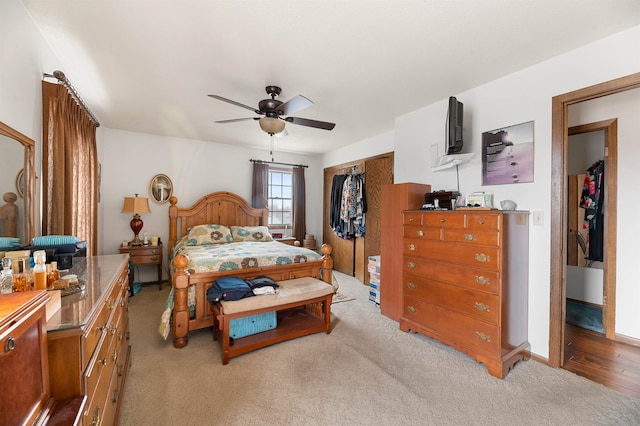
{"left": 270, "top": 134, "right": 275, "bottom": 162}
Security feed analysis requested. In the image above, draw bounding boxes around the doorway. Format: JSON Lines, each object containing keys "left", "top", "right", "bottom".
{"left": 548, "top": 72, "right": 640, "bottom": 368}
{"left": 566, "top": 120, "right": 616, "bottom": 339}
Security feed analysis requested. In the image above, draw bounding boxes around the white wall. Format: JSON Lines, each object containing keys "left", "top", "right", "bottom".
{"left": 322, "top": 26, "right": 640, "bottom": 357}
{"left": 0, "top": 0, "right": 66, "bottom": 238}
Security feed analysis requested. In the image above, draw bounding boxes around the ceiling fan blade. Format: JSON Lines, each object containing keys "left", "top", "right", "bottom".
{"left": 284, "top": 117, "right": 335, "bottom": 131}
{"left": 278, "top": 95, "right": 313, "bottom": 115}
{"left": 208, "top": 95, "right": 261, "bottom": 114}
{"left": 215, "top": 117, "right": 259, "bottom": 123}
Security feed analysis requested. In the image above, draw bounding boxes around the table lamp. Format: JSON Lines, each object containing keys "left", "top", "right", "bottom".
{"left": 121, "top": 194, "right": 151, "bottom": 246}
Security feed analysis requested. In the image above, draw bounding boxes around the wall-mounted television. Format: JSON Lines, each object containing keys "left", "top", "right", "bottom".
{"left": 446, "top": 96, "right": 464, "bottom": 155}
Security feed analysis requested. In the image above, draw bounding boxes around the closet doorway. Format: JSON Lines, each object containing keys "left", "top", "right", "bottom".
{"left": 323, "top": 153, "right": 393, "bottom": 284}
{"left": 549, "top": 72, "right": 640, "bottom": 368}
{"left": 566, "top": 120, "right": 617, "bottom": 339}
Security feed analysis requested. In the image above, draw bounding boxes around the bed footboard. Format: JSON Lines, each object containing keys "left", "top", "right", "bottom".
{"left": 172, "top": 244, "right": 333, "bottom": 348}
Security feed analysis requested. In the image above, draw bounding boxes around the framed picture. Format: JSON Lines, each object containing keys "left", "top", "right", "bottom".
{"left": 149, "top": 173, "right": 173, "bottom": 204}
{"left": 16, "top": 169, "right": 24, "bottom": 198}
{"left": 482, "top": 121, "right": 534, "bottom": 185}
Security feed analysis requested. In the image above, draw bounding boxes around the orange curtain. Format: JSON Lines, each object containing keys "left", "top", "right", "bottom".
{"left": 42, "top": 81, "right": 98, "bottom": 256}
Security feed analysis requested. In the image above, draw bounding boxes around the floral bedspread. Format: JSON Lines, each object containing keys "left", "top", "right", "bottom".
{"left": 158, "top": 240, "right": 323, "bottom": 339}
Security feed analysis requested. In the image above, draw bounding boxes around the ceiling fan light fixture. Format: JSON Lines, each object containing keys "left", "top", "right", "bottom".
{"left": 259, "top": 117, "right": 285, "bottom": 134}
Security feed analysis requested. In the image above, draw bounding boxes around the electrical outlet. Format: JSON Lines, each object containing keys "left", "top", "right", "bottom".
{"left": 533, "top": 211, "right": 544, "bottom": 226}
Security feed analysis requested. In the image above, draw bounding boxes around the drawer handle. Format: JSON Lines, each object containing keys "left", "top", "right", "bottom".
{"left": 474, "top": 253, "right": 490, "bottom": 263}
{"left": 110, "top": 325, "right": 117, "bottom": 335}
{"left": 408, "top": 244, "right": 417, "bottom": 251}
{"left": 4, "top": 336, "right": 15, "bottom": 353}
{"left": 96, "top": 325, "right": 106, "bottom": 333}
{"left": 475, "top": 331, "right": 491, "bottom": 342}
{"left": 118, "top": 329, "right": 123, "bottom": 341}
{"left": 119, "top": 277, "right": 124, "bottom": 287}
{"left": 416, "top": 230, "right": 424, "bottom": 237}
{"left": 407, "top": 305, "right": 417, "bottom": 314}
{"left": 409, "top": 217, "right": 415, "bottom": 222}
{"left": 108, "top": 298, "right": 115, "bottom": 310}
{"left": 464, "top": 234, "right": 475, "bottom": 241}
{"left": 112, "top": 387, "right": 119, "bottom": 404}
{"left": 474, "top": 276, "right": 490, "bottom": 285}
{"left": 440, "top": 218, "right": 445, "bottom": 222}
{"left": 112, "top": 348, "right": 118, "bottom": 362}
{"left": 479, "top": 219, "right": 485, "bottom": 225}
{"left": 474, "top": 302, "right": 490, "bottom": 312}
{"left": 150, "top": 256, "right": 159, "bottom": 262}
{"left": 407, "top": 261, "right": 416, "bottom": 269}
{"left": 120, "top": 298, "right": 126, "bottom": 307}
{"left": 407, "top": 282, "right": 416, "bottom": 290}
{"left": 98, "top": 358, "right": 107, "bottom": 366}
{"left": 91, "top": 407, "right": 100, "bottom": 426}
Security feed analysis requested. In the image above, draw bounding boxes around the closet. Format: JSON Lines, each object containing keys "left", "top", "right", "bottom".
{"left": 323, "top": 153, "right": 393, "bottom": 283}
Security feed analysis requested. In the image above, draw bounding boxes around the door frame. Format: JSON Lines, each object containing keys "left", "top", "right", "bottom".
{"left": 548, "top": 72, "right": 640, "bottom": 368}
{"left": 568, "top": 119, "right": 617, "bottom": 339}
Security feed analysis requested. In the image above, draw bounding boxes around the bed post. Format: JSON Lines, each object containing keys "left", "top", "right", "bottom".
{"left": 320, "top": 243, "right": 333, "bottom": 284}
{"left": 168, "top": 196, "right": 178, "bottom": 251}
{"left": 172, "top": 254, "right": 190, "bottom": 348}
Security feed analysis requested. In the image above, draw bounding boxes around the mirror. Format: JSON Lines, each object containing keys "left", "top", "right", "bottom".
{"left": 0, "top": 121, "right": 35, "bottom": 245}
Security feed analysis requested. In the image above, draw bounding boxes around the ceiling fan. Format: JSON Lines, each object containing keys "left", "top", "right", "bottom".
{"left": 208, "top": 85, "right": 335, "bottom": 135}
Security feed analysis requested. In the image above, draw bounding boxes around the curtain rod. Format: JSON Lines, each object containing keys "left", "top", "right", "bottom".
{"left": 250, "top": 159, "right": 308, "bottom": 168}
{"left": 43, "top": 70, "right": 100, "bottom": 127}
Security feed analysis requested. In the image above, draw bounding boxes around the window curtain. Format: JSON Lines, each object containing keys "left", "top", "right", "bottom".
{"left": 251, "top": 162, "right": 268, "bottom": 209}
{"left": 292, "top": 166, "right": 306, "bottom": 241}
{"left": 42, "top": 81, "right": 99, "bottom": 256}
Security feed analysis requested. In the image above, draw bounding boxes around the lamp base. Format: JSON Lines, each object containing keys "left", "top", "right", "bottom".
{"left": 130, "top": 214, "right": 144, "bottom": 246}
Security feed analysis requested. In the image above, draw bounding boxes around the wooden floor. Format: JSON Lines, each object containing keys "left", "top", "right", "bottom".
{"left": 564, "top": 323, "right": 640, "bottom": 399}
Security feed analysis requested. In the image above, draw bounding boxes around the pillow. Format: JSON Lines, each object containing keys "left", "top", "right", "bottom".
{"left": 31, "top": 235, "right": 79, "bottom": 246}
{"left": 0, "top": 237, "right": 21, "bottom": 248}
{"left": 230, "top": 226, "right": 273, "bottom": 242}
{"left": 186, "top": 224, "right": 233, "bottom": 246}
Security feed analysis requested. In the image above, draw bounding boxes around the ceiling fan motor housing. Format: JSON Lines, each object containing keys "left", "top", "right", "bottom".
{"left": 258, "top": 98, "right": 283, "bottom": 117}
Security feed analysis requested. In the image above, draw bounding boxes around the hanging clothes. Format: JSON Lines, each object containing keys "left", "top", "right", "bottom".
{"left": 331, "top": 172, "right": 367, "bottom": 239}
{"left": 579, "top": 160, "right": 604, "bottom": 262}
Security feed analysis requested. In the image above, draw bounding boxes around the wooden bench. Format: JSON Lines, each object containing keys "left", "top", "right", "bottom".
{"left": 211, "top": 276, "right": 335, "bottom": 364}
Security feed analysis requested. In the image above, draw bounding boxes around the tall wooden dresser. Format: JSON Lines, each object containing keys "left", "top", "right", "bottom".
{"left": 400, "top": 210, "right": 530, "bottom": 379}
{"left": 380, "top": 183, "right": 431, "bottom": 321}
{"left": 47, "top": 254, "right": 131, "bottom": 425}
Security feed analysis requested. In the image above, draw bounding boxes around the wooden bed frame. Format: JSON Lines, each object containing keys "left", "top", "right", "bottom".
{"left": 169, "top": 191, "right": 333, "bottom": 349}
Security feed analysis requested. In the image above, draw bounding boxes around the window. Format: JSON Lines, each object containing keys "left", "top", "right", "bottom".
{"left": 267, "top": 168, "right": 292, "bottom": 226}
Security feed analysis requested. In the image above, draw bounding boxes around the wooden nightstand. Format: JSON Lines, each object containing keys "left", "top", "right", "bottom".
{"left": 119, "top": 243, "right": 163, "bottom": 290}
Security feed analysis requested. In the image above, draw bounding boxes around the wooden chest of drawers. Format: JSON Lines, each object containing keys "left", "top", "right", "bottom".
{"left": 399, "top": 210, "right": 530, "bottom": 379}
{"left": 47, "top": 255, "right": 131, "bottom": 425}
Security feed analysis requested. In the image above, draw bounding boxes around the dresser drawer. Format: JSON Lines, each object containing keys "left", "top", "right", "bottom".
{"left": 403, "top": 211, "right": 424, "bottom": 225}
{"left": 403, "top": 297, "right": 500, "bottom": 357}
{"left": 83, "top": 282, "right": 122, "bottom": 364}
{"left": 404, "top": 258, "right": 499, "bottom": 294}
{"left": 403, "top": 277, "right": 499, "bottom": 324}
{"left": 424, "top": 212, "right": 465, "bottom": 228}
{"left": 130, "top": 254, "right": 162, "bottom": 265}
{"left": 441, "top": 228, "right": 500, "bottom": 246}
{"left": 403, "top": 240, "right": 500, "bottom": 270}
{"left": 403, "top": 226, "right": 441, "bottom": 240}
{"left": 121, "top": 246, "right": 162, "bottom": 257}
{"left": 465, "top": 213, "right": 501, "bottom": 231}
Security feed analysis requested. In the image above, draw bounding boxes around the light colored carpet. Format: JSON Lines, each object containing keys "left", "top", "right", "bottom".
{"left": 120, "top": 272, "right": 640, "bottom": 425}
{"left": 332, "top": 291, "right": 355, "bottom": 304}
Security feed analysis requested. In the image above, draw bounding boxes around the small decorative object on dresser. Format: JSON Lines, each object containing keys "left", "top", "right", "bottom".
{"left": 119, "top": 243, "right": 163, "bottom": 290}
{"left": 400, "top": 209, "right": 530, "bottom": 379}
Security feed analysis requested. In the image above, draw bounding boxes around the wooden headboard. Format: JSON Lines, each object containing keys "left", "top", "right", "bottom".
{"left": 168, "top": 192, "right": 268, "bottom": 251}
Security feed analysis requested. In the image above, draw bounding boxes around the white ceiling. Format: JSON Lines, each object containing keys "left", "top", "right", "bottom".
{"left": 21, "top": 0, "right": 640, "bottom": 155}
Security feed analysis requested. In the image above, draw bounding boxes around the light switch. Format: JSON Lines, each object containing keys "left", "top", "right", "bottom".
{"left": 533, "top": 211, "right": 544, "bottom": 226}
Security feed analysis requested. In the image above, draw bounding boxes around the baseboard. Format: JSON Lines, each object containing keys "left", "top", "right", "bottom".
{"left": 615, "top": 333, "right": 640, "bottom": 347}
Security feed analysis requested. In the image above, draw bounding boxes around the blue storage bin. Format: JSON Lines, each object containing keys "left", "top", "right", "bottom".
{"left": 229, "top": 311, "right": 277, "bottom": 339}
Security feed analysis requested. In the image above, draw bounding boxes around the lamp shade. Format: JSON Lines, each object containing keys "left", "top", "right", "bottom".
{"left": 121, "top": 195, "right": 151, "bottom": 214}
{"left": 259, "top": 117, "right": 286, "bottom": 134}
